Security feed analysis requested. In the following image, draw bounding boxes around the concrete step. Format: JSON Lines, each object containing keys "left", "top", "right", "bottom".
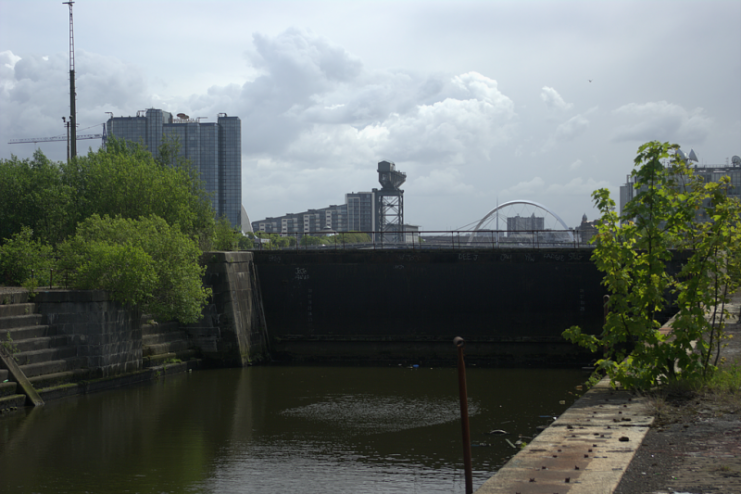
{"left": 0, "top": 369, "right": 7, "bottom": 381}
{"left": 0, "top": 291, "right": 29, "bottom": 305}
{"left": 143, "top": 352, "right": 177, "bottom": 368}
{"left": 143, "top": 339, "right": 190, "bottom": 357}
{"left": 141, "top": 321, "right": 180, "bottom": 335}
{"left": 0, "top": 314, "right": 43, "bottom": 330}
{"left": 142, "top": 330, "right": 189, "bottom": 346}
{"left": 0, "top": 394, "right": 26, "bottom": 412}
{"left": 174, "top": 348, "right": 200, "bottom": 361}
{"left": 29, "top": 369, "right": 91, "bottom": 390}
{"left": 20, "top": 357, "right": 87, "bottom": 378}
{"left": 0, "top": 381, "right": 17, "bottom": 397}
{"left": 0, "top": 303, "right": 36, "bottom": 318}
{"left": 0, "top": 325, "right": 55, "bottom": 341}
{"left": 13, "top": 335, "right": 71, "bottom": 353}
{"left": 37, "top": 382, "right": 81, "bottom": 402}
{"left": 14, "top": 346, "right": 78, "bottom": 366}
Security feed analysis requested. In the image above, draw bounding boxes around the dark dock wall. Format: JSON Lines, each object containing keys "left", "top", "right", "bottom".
{"left": 253, "top": 249, "right": 606, "bottom": 365}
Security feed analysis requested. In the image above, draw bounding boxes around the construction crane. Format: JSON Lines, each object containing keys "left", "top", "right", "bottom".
{"left": 9, "top": 123, "right": 106, "bottom": 162}
{"left": 8, "top": 133, "right": 104, "bottom": 145}
{"left": 8, "top": 125, "right": 106, "bottom": 145}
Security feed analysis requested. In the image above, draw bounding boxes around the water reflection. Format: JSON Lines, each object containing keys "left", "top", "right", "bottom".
{"left": 0, "top": 366, "right": 585, "bottom": 493}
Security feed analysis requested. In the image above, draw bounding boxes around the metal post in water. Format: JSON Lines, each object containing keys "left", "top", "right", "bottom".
{"left": 454, "top": 336, "right": 473, "bottom": 494}
{"left": 603, "top": 294, "right": 611, "bottom": 356}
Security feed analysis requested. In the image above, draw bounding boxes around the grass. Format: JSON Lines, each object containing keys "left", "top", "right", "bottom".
{"left": 702, "top": 360, "right": 741, "bottom": 413}
{"left": 644, "top": 360, "right": 741, "bottom": 426}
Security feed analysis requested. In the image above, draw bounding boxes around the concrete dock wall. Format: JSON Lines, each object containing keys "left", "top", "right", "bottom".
{"left": 183, "top": 251, "right": 269, "bottom": 366}
{"left": 253, "top": 248, "right": 606, "bottom": 365}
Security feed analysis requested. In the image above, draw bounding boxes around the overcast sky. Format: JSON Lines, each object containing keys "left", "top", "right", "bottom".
{"left": 1, "top": 0, "right": 739, "bottom": 230}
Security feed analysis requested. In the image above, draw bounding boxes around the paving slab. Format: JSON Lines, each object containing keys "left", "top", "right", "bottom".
{"left": 475, "top": 377, "right": 653, "bottom": 494}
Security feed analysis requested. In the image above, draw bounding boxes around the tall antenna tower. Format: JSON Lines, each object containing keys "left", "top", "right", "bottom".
{"left": 63, "top": 1, "right": 76, "bottom": 159}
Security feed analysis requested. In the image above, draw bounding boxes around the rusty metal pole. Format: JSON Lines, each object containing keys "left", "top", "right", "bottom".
{"left": 454, "top": 336, "right": 473, "bottom": 494}
{"left": 603, "top": 294, "right": 610, "bottom": 357}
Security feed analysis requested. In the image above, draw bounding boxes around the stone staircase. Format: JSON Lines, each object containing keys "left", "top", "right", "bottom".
{"left": 0, "top": 300, "right": 91, "bottom": 412}
{"left": 141, "top": 316, "right": 199, "bottom": 368}
{"left": 0, "top": 292, "right": 205, "bottom": 414}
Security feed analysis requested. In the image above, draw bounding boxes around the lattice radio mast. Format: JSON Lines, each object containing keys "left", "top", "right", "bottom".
{"left": 63, "top": 1, "right": 76, "bottom": 159}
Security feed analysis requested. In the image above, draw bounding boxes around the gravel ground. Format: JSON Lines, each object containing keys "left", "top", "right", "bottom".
{"left": 614, "top": 293, "right": 741, "bottom": 494}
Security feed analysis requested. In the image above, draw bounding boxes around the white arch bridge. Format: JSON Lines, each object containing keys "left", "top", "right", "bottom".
{"left": 465, "top": 200, "right": 576, "bottom": 246}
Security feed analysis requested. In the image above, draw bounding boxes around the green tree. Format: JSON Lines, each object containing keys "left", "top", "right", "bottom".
{"left": 0, "top": 151, "right": 72, "bottom": 245}
{"left": 64, "top": 137, "right": 215, "bottom": 244}
{"left": 237, "top": 234, "right": 255, "bottom": 250}
{"left": 300, "top": 235, "right": 328, "bottom": 246}
{"left": 564, "top": 141, "right": 741, "bottom": 390}
{"left": 0, "top": 227, "right": 54, "bottom": 287}
{"left": 213, "top": 216, "right": 243, "bottom": 251}
{"left": 329, "top": 232, "right": 371, "bottom": 245}
{"left": 254, "top": 232, "right": 296, "bottom": 249}
{"left": 59, "top": 215, "right": 211, "bottom": 323}
{"left": 0, "top": 140, "right": 216, "bottom": 248}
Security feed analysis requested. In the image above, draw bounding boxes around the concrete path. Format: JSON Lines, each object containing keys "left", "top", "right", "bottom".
{"left": 475, "top": 377, "right": 653, "bottom": 494}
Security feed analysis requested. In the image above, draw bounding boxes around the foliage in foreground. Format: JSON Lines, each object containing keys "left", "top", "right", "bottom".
{"left": 563, "top": 141, "right": 741, "bottom": 390}
{"left": 58, "top": 215, "right": 211, "bottom": 324}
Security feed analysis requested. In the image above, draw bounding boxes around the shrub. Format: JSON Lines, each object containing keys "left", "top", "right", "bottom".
{"left": 0, "top": 227, "right": 54, "bottom": 286}
{"left": 59, "top": 215, "right": 211, "bottom": 323}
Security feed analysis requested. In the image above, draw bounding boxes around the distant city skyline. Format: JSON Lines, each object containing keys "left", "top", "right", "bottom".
{"left": 1, "top": 1, "right": 739, "bottom": 230}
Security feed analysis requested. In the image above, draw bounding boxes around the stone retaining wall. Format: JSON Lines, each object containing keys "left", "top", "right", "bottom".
{"left": 35, "top": 290, "right": 142, "bottom": 378}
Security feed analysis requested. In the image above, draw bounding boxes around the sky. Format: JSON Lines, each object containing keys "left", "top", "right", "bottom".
{"left": 1, "top": 0, "right": 739, "bottom": 231}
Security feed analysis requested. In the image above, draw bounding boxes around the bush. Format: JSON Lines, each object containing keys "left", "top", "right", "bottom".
{"left": 59, "top": 215, "right": 211, "bottom": 323}
{"left": 0, "top": 227, "right": 54, "bottom": 286}
{"left": 70, "top": 241, "right": 158, "bottom": 307}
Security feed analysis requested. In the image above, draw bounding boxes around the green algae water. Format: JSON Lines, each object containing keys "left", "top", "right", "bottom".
{"left": 0, "top": 366, "right": 585, "bottom": 493}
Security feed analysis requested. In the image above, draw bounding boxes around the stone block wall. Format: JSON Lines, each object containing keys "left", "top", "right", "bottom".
{"left": 35, "top": 290, "right": 142, "bottom": 378}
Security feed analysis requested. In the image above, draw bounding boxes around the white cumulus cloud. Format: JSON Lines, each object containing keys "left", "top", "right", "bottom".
{"left": 611, "top": 101, "right": 712, "bottom": 143}
{"left": 540, "top": 86, "right": 572, "bottom": 111}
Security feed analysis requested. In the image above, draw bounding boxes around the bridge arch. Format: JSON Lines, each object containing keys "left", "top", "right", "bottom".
{"left": 467, "top": 200, "right": 574, "bottom": 243}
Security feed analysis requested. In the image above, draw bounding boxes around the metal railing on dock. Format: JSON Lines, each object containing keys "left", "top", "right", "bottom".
{"left": 250, "top": 229, "right": 596, "bottom": 251}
